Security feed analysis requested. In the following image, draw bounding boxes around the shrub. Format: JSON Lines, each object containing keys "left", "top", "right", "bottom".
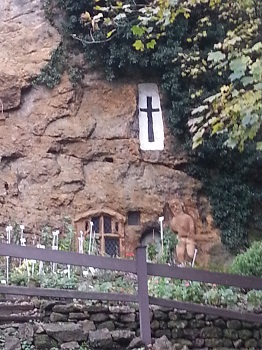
{"left": 229, "top": 241, "right": 262, "bottom": 277}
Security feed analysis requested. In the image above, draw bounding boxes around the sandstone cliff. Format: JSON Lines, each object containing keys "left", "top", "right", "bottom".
{"left": 0, "top": 0, "right": 220, "bottom": 264}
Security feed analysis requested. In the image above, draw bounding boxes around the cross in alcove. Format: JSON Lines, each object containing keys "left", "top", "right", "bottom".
{"left": 140, "top": 96, "right": 160, "bottom": 142}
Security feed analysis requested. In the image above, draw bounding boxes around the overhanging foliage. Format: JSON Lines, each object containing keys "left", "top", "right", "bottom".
{"left": 41, "top": 0, "right": 262, "bottom": 253}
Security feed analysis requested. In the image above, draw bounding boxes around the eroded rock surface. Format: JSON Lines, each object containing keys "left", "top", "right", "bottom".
{"left": 0, "top": 0, "right": 220, "bottom": 264}
{"left": 0, "top": 0, "right": 60, "bottom": 82}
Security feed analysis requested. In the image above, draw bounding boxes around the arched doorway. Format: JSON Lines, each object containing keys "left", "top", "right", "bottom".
{"left": 140, "top": 225, "right": 161, "bottom": 261}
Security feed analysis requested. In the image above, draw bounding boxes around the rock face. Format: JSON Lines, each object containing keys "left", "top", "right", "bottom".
{"left": 0, "top": 0, "right": 220, "bottom": 264}
{"left": 0, "top": 0, "right": 60, "bottom": 81}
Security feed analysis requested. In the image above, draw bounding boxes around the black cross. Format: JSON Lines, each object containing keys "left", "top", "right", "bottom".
{"left": 140, "top": 96, "right": 160, "bottom": 142}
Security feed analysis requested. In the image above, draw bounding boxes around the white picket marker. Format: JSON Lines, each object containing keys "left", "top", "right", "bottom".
{"left": 5, "top": 225, "right": 12, "bottom": 284}
{"left": 78, "top": 231, "right": 84, "bottom": 254}
{"left": 37, "top": 244, "right": 46, "bottom": 275}
{"left": 19, "top": 225, "right": 25, "bottom": 267}
{"left": 191, "top": 249, "right": 198, "bottom": 267}
{"left": 88, "top": 222, "right": 97, "bottom": 275}
{"left": 88, "top": 221, "right": 94, "bottom": 254}
{"left": 20, "top": 237, "right": 30, "bottom": 279}
{"left": 159, "top": 216, "right": 164, "bottom": 253}
{"left": 30, "top": 234, "right": 37, "bottom": 276}
{"left": 19, "top": 225, "right": 25, "bottom": 240}
{"left": 52, "top": 230, "right": 59, "bottom": 273}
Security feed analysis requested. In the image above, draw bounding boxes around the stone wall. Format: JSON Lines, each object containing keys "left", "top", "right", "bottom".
{"left": 1, "top": 300, "right": 261, "bottom": 349}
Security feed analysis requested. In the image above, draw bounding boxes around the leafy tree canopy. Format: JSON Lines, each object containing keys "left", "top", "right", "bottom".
{"left": 79, "top": 0, "right": 262, "bottom": 151}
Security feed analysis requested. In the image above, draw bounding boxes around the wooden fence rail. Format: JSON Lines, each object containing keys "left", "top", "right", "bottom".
{"left": 0, "top": 243, "right": 136, "bottom": 273}
{"left": 147, "top": 262, "right": 262, "bottom": 290}
{"left": 1, "top": 243, "right": 262, "bottom": 347}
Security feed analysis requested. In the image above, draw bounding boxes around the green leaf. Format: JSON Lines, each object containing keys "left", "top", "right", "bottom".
{"left": 256, "top": 142, "right": 262, "bottom": 151}
{"left": 207, "top": 51, "right": 226, "bottom": 63}
{"left": 211, "top": 122, "right": 224, "bottom": 135}
{"left": 204, "top": 93, "right": 220, "bottom": 103}
{"left": 192, "top": 128, "right": 205, "bottom": 149}
{"left": 252, "top": 42, "right": 262, "bottom": 52}
{"left": 242, "top": 114, "right": 251, "bottom": 127}
{"left": 254, "top": 83, "right": 262, "bottom": 91}
{"left": 133, "top": 40, "right": 145, "bottom": 51}
{"left": 224, "top": 138, "right": 238, "bottom": 149}
{"left": 229, "top": 71, "right": 245, "bottom": 81}
{"left": 106, "top": 29, "right": 116, "bottom": 38}
{"left": 131, "top": 25, "right": 146, "bottom": 37}
{"left": 251, "top": 59, "right": 262, "bottom": 80}
{"left": 229, "top": 56, "right": 250, "bottom": 80}
{"left": 146, "top": 39, "right": 157, "bottom": 49}
{"left": 191, "top": 104, "right": 208, "bottom": 115}
{"left": 241, "top": 76, "right": 254, "bottom": 87}
{"left": 188, "top": 116, "right": 204, "bottom": 127}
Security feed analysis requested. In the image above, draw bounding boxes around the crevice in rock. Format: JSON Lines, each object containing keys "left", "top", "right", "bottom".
{"left": 100, "top": 137, "right": 131, "bottom": 141}
{"left": 20, "top": 85, "right": 33, "bottom": 105}
{"left": 4, "top": 10, "right": 35, "bottom": 23}
{"left": 85, "top": 122, "right": 97, "bottom": 139}
{"left": 47, "top": 143, "right": 62, "bottom": 154}
{"left": 0, "top": 152, "right": 24, "bottom": 166}
{"left": 81, "top": 153, "right": 113, "bottom": 165}
{"left": 53, "top": 180, "right": 85, "bottom": 197}
{"left": 142, "top": 159, "right": 189, "bottom": 172}
{"left": 103, "top": 157, "right": 114, "bottom": 163}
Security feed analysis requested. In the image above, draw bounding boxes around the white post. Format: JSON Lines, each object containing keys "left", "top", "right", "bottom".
{"left": 30, "top": 233, "right": 37, "bottom": 276}
{"left": 191, "top": 249, "right": 198, "bottom": 267}
{"left": 6, "top": 225, "right": 12, "bottom": 244}
{"left": 78, "top": 230, "right": 85, "bottom": 277}
{"left": 78, "top": 231, "right": 84, "bottom": 254}
{"left": 159, "top": 216, "right": 164, "bottom": 252}
{"left": 5, "top": 225, "right": 12, "bottom": 284}
{"left": 37, "top": 244, "right": 45, "bottom": 275}
{"left": 20, "top": 225, "right": 24, "bottom": 240}
{"left": 88, "top": 221, "right": 94, "bottom": 254}
{"left": 19, "top": 225, "right": 25, "bottom": 267}
{"left": 20, "top": 237, "right": 30, "bottom": 279}
{"left": 90, "top": 222, "right": 97, "bottom": 274}
{"left": 52, "top": 230, "right": 59, "bottom": 273}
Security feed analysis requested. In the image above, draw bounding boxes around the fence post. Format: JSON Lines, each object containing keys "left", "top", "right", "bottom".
{"left": 136, "top": 246, "right": 151, "bottom": 347}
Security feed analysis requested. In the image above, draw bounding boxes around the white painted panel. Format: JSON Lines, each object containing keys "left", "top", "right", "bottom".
{"left": 138, "top": 83, "right": 164, "bottom": 150}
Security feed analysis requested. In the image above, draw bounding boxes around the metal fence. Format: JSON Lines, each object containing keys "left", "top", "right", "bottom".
{"left": 1, "top": 243, "right": 262, "bottom": 347}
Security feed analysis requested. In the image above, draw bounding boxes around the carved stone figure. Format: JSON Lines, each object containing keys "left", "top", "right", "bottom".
{"left": 167, "top": 200, "right": 196, "bottom": 265}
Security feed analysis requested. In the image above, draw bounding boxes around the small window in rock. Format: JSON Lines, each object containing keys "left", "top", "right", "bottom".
{"left": 104, "top": 157, "right": 114, "bottom": 163}
{"left": 128, "top": 211, "right": 141, "bottom": 225}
